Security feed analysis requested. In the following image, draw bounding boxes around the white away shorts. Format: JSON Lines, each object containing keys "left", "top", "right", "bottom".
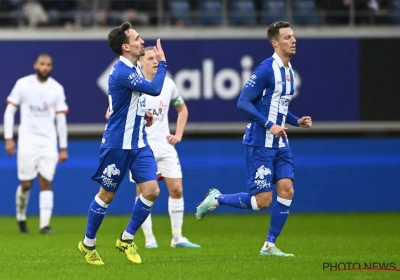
{"left": 17, "top": 146, "right": 58, "bottom": 181}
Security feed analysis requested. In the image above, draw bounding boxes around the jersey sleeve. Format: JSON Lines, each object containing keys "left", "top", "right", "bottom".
{"left": 7, "top": 80, "right": 22, "bottom": 106}
{"left": 55, "top": 86, "right": 69, "bottom": 113}
{"left": 170, "top": 80, "right": 185, "bottom": 108}
{"left": 237, "top": 63, "right": 271, "bottom": 127}
{"left": 117, "top": 62, "right": 167, "bottom": 96}
{"left": 244, "top": 63, "right": 271, "bottom": 95}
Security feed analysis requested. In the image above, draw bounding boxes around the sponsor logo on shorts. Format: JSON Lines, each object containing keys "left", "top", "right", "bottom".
{"left": 101, "top": 164, "right": 120, "bottom": 188}
{"left": 255, "top": 165, "right": 271, "bottom": 189}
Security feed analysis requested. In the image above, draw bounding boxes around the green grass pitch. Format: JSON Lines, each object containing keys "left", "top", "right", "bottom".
{"left": 0, "top": 213, "right": 399, "bottom": 280}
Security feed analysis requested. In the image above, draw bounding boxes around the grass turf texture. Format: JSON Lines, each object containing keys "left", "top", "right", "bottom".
{"left": 0, "top": 213, "right": 399, "bottom": 280}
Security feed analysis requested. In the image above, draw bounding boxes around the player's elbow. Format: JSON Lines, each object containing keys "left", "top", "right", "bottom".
{"left": 237, "top": 97, "right": 246, "bottom": 110}
{"left": 147, "top": 85, "right": 163, "bottom": 96}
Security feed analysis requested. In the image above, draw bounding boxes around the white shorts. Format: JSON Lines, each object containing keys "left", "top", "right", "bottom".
{"left": 17, "top": 145, "right": 58, "bottom": 181}
{"left": 130, "top": 142, "right": 182, "bottom": 182}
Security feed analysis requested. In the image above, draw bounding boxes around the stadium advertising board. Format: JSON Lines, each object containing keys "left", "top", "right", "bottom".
{"left": 0, "top": 39, "right": 359, "bottom": 123}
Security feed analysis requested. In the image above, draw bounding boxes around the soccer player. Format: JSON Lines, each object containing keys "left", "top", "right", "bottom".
{"left": 195, "top": 21, "right": 312, "bottom": 257}
{"left": 134, "top": 47, "right": 199, "bottom": 248}
{"left": 78, "top": 22, "right": 167, "bottom": 266}
{"left": 3, "top": 53, "right": 69, "bottom": 234}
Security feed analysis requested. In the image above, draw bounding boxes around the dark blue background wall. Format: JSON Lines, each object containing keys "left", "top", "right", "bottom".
{"left": 0, "top": 39, "right": 359, "bottom": 123}
{"left": 1, "top": 138, "right": 399, "bottom": 216}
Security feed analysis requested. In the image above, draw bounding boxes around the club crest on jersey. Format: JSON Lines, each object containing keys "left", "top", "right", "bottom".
{"left": 286, "top": 74, "right": 290, "bottom": 82}
{"left": 128, "top": 73, "right": 136, "bottom": 80}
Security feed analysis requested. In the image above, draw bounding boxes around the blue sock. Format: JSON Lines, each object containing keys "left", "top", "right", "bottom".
{"left": 85, "top": 196, "right": 108, "bottom": 239}
{"left": 125, "top": 195, "right": 153, "bottom": 237}
{"left": 266, "top": 198, "right": 291, "bottom": 244}
{"left": 217, "top": 193, "right": 253, "bottom": 209}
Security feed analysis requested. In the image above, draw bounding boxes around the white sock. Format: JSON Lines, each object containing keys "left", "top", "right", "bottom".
{"left": 137, "top": 196, "right": 155, "bottom": 243}
{"left": 39, "top": 190, "right": 53, "bottom": 229}
{"left": 251, "top": 196, "right": 259, "bottom": 210}
{"left": 83, "top": 237, "right": 96, "bottom": 247}
{"left": 122, "top": 230, "right": 134, "bottom": 241}
{"left": 277, "top": 197, "right": 292, "bottom": 206}
{"left": 210, "top": 194, "right": 220, "bottom": 207}
{"left": 16, "top": 185, "right": 30, "bottom": 221}
{"left": 264, "top": 241, "right": 275, "bottom": 248}
{"left": 169, "top": 197, "right": 184, "bottom": 240}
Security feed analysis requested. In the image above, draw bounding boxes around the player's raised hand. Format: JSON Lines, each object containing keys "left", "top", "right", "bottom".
{"left": 59, "top": 148, "right": 68, "bottom": 163}
{"left": 167, "top": 134, "right": 182, "bottom": 145}
{"left": 269, "top": 124, "right": 288, "bottom": 138}
{"left": 297, "top": 116, "right": 312, "bottom": 128}
{"left": 145, "top": 110, "right": 155, "bottom": 127}
{"left": 5, "top": 139, "right": 15, "bottom": 156}
{"left": 153, "top": 39, "right": 166, "bottom": 62}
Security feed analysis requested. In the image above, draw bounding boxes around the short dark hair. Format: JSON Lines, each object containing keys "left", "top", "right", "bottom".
{"left": 108, "top": 22, "right": 132, "bottom": 55}
{"left": 267, "top": 21, "right": 291, "bottom": 42}
{"left": 35, "top": 53, "right": 52, "bottom": 63}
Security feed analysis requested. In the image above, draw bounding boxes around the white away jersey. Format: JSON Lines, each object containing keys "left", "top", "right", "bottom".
{"left": 7, "top": 74, "right": 68, "bottom": 146}
{"left": 145, "top": 77, "right": 179, "bottom": 143}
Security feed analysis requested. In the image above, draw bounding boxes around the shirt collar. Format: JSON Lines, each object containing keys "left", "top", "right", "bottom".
{"left": 272, "top": 53, "right": 292, "bottom": 69}
{"left": 119, "top": 56, "right": 134, "bottom": 68}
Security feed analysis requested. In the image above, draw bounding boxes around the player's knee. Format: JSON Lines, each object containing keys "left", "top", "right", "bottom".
{"left": 255, "top": 193, "right": 272, "bottom": 209}
{"left": 278, "top": 185, "right": 294, "bottom": 200}
{"left": 141, "top": 183, "right": 160, "bottom": 201}
{"left": 39, "top": 176, "right": 52, "bottom": 190}
{"left": 168, "top": 185, "right": 182, "bottom": 198}
{"left": 98, "top": 188, "right": 115, "bottom": 204}
{"left": 20, "top": 181, "right": 33, "bottom": 191}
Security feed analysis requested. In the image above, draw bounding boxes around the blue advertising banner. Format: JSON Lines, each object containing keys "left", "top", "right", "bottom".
{"left": 0, "top": 39, "right": 359, "bottom": 123}
{"left": 0, "top": 138, "right": 399, "bottom": 215}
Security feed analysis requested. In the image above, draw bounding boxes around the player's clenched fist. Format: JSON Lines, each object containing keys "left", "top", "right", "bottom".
{"left": 297, "top": 116, "right": 312, "bottom": 128}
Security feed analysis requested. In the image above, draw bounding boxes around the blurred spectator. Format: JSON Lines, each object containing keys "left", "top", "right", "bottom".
{"left": 75, "top": 0, "right": 110, "bottom": 27}
{"left": 39, "top": 0, "right": 76, "bottom": 26}
{"left": 110, "top": 0, "right": 157, "bottom": 26}
{"left": 0, "top": 0, "right": 21, "bottom": 26}
{"left": 318, "top": 0, "right": 350, "bottom": 24}
{"left": 369, "top": 0, "right": 394, "bottom": 24}
{"left": 22, "top": 1, "right": 49, "bottom": 27}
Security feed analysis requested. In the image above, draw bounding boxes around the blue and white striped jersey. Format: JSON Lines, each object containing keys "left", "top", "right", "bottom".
{"left": 239, "top": 53, "right": 298, "bottom": 148}
{"left": 102, "top": 56, "right": 167, "bottom": 149}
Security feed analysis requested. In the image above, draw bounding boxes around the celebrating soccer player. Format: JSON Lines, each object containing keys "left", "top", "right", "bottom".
{"left": 78, "top": 22, "right": 167, "bottom": 265}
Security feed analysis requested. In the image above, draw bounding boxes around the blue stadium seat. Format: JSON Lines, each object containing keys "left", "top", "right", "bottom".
{"left": 230, "top": 0, "right": 256, "bottom": 25}
{"left": 168, "top": 0, "right": 192, "bottom": 25}
{"left": 292, "top": 0, "right": 318, "bottom": 25}
{"left": 261, "top": 0, "right": 287, "bottom": 25}
{"left": 199, "top": 0, "right": 222, "bottom": 25}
